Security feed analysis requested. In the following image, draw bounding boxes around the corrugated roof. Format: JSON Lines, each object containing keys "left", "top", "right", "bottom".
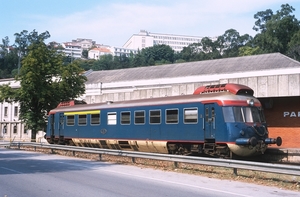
{"left": 86, "top": 53, "right": 300, "bottom": 84}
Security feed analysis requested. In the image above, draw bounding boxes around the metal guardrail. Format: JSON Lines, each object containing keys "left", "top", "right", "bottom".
{"left": 1, "top": 142, "right": 300, "bottom": 176}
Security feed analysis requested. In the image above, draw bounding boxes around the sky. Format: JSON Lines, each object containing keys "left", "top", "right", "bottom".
{"left": 1, "top": 0, "right": 300, "bottom": 47}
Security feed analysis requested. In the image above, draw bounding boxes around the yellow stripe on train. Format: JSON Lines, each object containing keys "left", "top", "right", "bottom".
{"left": 64, "top": 110, "right": 100, "bottom": 115}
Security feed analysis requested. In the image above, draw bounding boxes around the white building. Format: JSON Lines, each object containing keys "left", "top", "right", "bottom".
{"left": 62, "top": 38, "right": 96, "bottom": 59}
{"left": 123, "top": 30, "right": 215, "bottom": 52}
{"left": 88, "top": 46, "right": 138, "bottom": 60}
{"left": 112, "top": 46, "right": 138, "bottom": 57}
{"left": 0, "top": 79, "right": 45, "bottom": 142}
{"left": 88, "top": 47, "right": 112, "bottom": 59}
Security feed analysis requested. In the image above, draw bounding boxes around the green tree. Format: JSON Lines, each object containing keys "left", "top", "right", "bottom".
{"left": 199, "top": 37, "right": 222, "bottom": 60}
{"left": 19, "top": 41, "right": 86, "bottom": 141}
{"left": 0, "top": 37, "right": 19, "bottom": 78}
{"left": 92, "top": 54, "right": 114, "bottom": 70}
{"left": 141, "top": 44, "right": 175, "bottom": 65}
{"left": 82, "top": 49, "right": 88, "bottom": 59}
{"left": 179, "top": 45, "right": 196, "bottom": 62}
{"left": 238, "top": 46, "right": 262, "bottom": 56}
{"left": 253, "top": 9, "right": 273, "bottom": 32}
{"left": 217, "top": 29, "right": 253, "bottom": 57}
{"left": 14, "top": 30, "right": 50, "bottom": 55}
{"left": 76, "top": 59, "right": 95, "bottom": 70}
{"left": 253, "top": 4, "right": 300, "bottom": 54}
{"left": 130, "top": 50, "right": 146, "bottom": 67}
{"left": 287, "top": 30, "right": 300, "bottom": 61}
{"left": 0, "top": 31, "right": 87, "bottom": 141}
{"left": 113, "top": 54, "right": 130, "bottom": 69}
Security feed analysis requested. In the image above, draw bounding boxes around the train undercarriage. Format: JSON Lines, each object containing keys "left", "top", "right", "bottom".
{"left": 47, "top": 136, "right": 243, "bottom": 158}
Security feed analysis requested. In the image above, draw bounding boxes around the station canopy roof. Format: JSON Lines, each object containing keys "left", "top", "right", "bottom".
{"left": 86, "top": 53, "right": 300, "bottom": 84}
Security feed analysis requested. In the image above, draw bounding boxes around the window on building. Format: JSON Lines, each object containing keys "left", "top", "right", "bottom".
{"left": 4, "top": 107, "right": 8, "bottom": 116}
{"left": 24, "top": 126, "right": 28, "bottom": 134}
{"left": 14, "top": 106, "right": 18, "bottom": 117}
{"left": 78, "top": 115, "right": 87, "bottom": 125}
{"left": 121, "top": 111, "right": 130, "bottom": 125}
{"left": 150, "top": 110, "right": 161, "bottom": 124}
{"left": 91, "top": 114, "right": 100, "bottom": 125}
{"left": 66, "top": 115, "right": 75, "bottom": 126}
{"left": 135, "top": 111, "right": 145, "bottom": 124}
{"left": 107, "top": 112, "right": 117, "bottom": 125}
{"left": 166, "top": 109, "right": 178, "bottom": 124}
{"left": 3, "top": 125, "right": 7, "bottom": 133}
{"left": 184, "top": 108, "right": 198, "bottom": 123}
{"left": 13, "top": 125, "right": 17, "bottom": 134}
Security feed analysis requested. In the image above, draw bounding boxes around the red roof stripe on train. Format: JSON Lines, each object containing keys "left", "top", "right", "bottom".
{"left": 193, "top": 83, "right": 254, "bottom": 96}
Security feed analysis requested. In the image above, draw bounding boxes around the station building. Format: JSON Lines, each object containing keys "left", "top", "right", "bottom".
{"left": 0, "top": 79, "right": 30, "bottom": 142}
{"left": 84, "top": 53, "right": 300, "bottom": 148}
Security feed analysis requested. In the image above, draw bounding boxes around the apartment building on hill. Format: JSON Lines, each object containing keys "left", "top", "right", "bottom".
{"left": 123, "top": 30, "right": 216, "bottom": 52}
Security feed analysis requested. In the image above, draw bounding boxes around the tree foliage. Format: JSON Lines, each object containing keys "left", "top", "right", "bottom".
{"left": 0, "top": 30, "right": 86, "bottom": 141}
{"left": 253, "top": 4, "right": 300, "bottom": 54}
{"left": 18, "top": 41, "right": 86, "bottom": 139}
{"left": 140, "top": 44, "right": 175, "bottom": 65}
{"left": 0, "top": 37, "right": 18, "bottom": 78}
{"left": 287, "top": 30, "right": 300, "bottom": 61}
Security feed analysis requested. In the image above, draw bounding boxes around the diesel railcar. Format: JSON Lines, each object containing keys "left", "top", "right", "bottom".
{"left": 45, "top": 83, "right": 282, "bottom": 158}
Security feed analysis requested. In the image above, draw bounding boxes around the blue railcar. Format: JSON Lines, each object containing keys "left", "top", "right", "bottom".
{"left": 45, "top": 83, "right": 282, "bottom": 157}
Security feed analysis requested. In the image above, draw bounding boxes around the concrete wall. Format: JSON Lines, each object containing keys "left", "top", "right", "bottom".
{"left": 84, "top": 73, "right": 300, "bottom": 103}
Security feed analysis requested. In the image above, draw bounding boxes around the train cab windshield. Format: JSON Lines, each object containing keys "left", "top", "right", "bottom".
{"left": 222, "top": 106, "right": 266, "bottom": 123}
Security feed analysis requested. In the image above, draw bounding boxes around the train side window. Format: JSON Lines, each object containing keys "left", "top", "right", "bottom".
{"left": 107, "top": 112, "right": 117, "bottom": 125}
{"left": 121, "top": 111, "right": 131, "bottom": 125}
{"left": 135, "top": 110, "right": 145, "bottom": 124}
{"left": 222, "top": 107, "right": 239, "bottom": 122}
{"left": 233, "top": 107, "right": 244, "bottom": 122}
{"left": 222, "top": 107, "right": 235, "bottom": 122}
{"left": 184, "top": 108, "right": 198, "bottom": 123}
{"left": 243, "top": 107, "right": 253, "bottom": 122}
{"left": 78, "top": 114, "right": 87, "bottom": 125}
{"left": 66, "top": 115, "right": 75, "bottom": 126}
{"left": 150, "top": 110, "right": 161, "bottom": 124}
{"left": 166, "top": 109, "right": 178, "bottom": 124}
{"left": 259, "top": 108, "right": 266, "bottom": 123}
{"left": 91, "top": 114, "right": 100, "bottom": 125}
{"left": 205, "top": 108, "right": 209, "bottom": 122}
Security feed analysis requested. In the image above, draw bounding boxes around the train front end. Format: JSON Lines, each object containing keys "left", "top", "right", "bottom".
{"left": 195, "top": 84, "right": 282, "bottom": 157}
{"left": 223, "top": 98, "right": 282, "bottom": 157}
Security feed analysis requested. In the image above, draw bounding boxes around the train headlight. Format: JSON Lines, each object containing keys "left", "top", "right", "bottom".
{"left": 247, "top": 99, "right": 255, "bottom": 106}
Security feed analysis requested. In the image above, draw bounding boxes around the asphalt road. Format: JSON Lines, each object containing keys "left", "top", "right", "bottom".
{"left": 0, "top": 148, "right": 299, "bottom": 197}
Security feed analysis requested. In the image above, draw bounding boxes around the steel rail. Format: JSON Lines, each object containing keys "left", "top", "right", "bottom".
{"left": 1, "top": 142, "right": 300, "bottom": 176}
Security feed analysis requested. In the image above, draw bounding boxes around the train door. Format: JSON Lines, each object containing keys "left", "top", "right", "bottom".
{"left": 204, "top": 104, "right": 216, "bottom": 141}
{"left": 49, "top": 114, "right": 55, "bottom": 143}
{"left": 58, "top": 113, "right": 65, "bottom": 144}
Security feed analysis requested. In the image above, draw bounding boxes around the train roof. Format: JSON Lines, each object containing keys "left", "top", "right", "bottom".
{"left": 49, "top": 90, "right": 259, "bottom": 114}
